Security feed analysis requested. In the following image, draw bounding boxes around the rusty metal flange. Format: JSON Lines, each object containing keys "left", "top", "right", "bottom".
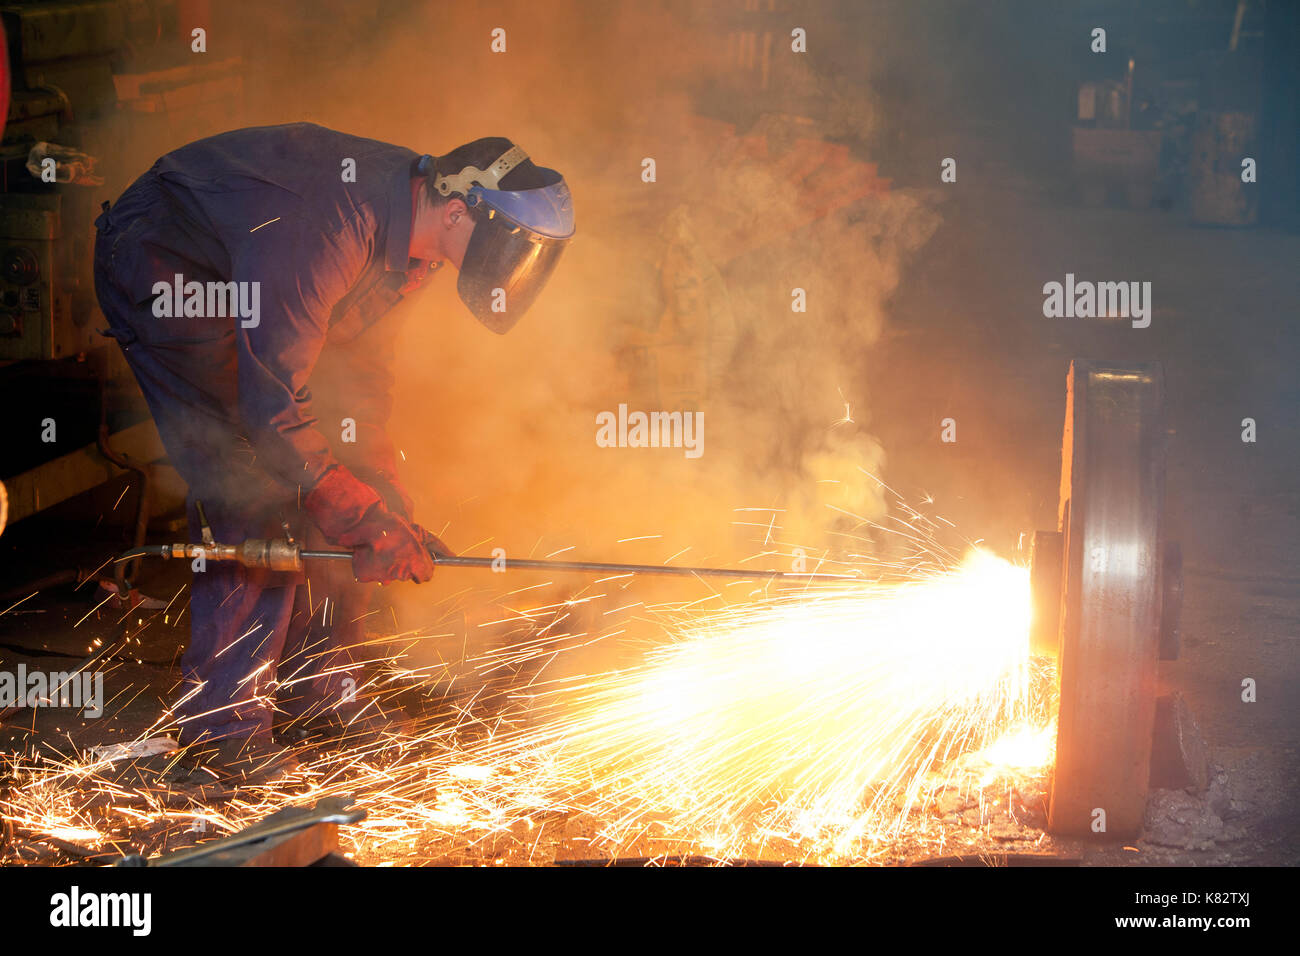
{"left": 1047, "top": 360, "right": 1166, "bottom": 839}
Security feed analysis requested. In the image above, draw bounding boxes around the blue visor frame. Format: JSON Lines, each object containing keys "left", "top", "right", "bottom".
{"left": 466, "top": 174, "right": 575, "bottom": 241}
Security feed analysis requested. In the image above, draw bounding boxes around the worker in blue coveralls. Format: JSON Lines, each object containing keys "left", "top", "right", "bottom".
{"left": 93, "top": 123, "right": 574, "bottom": 783}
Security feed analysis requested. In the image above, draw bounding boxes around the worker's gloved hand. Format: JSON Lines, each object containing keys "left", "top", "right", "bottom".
{"left": 304, "top": 467, "right": 435, "bottom": 584}
{"left": 347, "top": 509, "right": 436, "bottom": 584}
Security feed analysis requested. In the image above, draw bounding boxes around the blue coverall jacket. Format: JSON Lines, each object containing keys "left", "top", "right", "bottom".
{"left": 94, "top": 123, "right": 431, "bottom": 744}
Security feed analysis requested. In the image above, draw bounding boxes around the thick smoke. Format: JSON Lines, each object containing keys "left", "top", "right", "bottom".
{"left": 108, "top": 1, "right": 941, "bottom": 659}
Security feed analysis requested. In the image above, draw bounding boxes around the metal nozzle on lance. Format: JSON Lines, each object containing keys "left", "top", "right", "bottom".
{"left": 121, "top": 538, "right": 305, "bottom": 572}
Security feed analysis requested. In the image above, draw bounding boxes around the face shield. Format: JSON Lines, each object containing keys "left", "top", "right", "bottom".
{"left": 430, "top": 147, "right": 575, "bottom": 333}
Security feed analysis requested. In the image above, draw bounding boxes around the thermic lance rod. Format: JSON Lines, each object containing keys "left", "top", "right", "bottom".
{"left": 300, "top": 549, "right": 852, "bottom": 583}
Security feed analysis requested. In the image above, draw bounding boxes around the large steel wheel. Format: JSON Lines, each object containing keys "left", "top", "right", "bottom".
{"left": 1047, "top": 361, "right": 1166, "bottom": 838}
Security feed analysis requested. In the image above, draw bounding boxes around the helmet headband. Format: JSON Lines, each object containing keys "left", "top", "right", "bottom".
{"left": 434, "top": 145, "right": 529, "bottom": 198}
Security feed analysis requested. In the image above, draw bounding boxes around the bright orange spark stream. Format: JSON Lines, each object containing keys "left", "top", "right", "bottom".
{"left": 438, "top": 548, "right": 1051, "bottom": 859}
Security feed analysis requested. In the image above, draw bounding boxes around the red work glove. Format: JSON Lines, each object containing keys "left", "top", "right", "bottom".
{"left": 304, "top": 467, "right": 435, "bottom": 584}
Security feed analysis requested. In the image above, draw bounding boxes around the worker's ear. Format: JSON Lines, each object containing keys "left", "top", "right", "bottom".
{"left": 441, "top": 197, "right": 470, "bottom": 231}
{"left": 439, "top": 197, "right": 477, "bottom": 270}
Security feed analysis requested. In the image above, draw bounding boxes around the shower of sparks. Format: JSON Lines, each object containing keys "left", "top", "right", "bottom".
{"left": 433, "top": 548, "right": 1054, "bottom": 861}
{"left": 0, "top": 495, "right": 1056, "bottom": 865}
